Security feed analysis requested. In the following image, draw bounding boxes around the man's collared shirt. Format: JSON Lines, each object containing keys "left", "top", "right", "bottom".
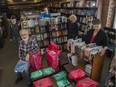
{"left": 19, "top": 35, "right": 38, "bottom": 60}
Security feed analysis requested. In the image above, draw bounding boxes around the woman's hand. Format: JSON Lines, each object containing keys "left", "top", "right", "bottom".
{"left": 100, "top": 46, "right": 107, "bottom": 56}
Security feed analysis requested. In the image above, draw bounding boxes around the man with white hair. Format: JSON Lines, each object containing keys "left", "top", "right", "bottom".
{"left": 15, "top": 29, "right": 38, "bottom": 87}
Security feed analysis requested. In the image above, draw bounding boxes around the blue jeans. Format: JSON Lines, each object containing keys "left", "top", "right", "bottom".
{"left": 16, "top": 62, "right": 32, "bottom": 84}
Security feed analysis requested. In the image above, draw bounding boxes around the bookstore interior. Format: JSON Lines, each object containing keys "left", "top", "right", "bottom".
{"left": 0, "top": 0, "right": 115, "bottom": 87}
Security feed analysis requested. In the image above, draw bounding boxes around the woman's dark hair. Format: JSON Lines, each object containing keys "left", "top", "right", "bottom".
{"left": 92, "top": 18, "right": 101, "bottom": 25}
{"left": 11, "top": 15, "right": 16, "bottom": 19}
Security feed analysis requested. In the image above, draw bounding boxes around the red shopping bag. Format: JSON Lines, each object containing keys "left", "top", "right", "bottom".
{"left": 46, "top": 42, "right": 62, "bottom": 71}
{"left": 30, "top": 49, "right": 42, "bottom": 70}
{"left": 46, "top": 50, "right": 59, "bottom": 71}
{"left": 68, "top": 69, "right": 85, "bottom": 80}
{"left": 48, "top": 42, "right": 62, "bottom": 56}
{"left": 33, "top": 77, "right": 53, "bottom": 87}
{"left": 76, "top": 77, "right": 99, "bottom": 87}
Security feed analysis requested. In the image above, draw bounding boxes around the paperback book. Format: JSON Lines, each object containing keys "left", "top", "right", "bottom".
{"left": 15, "top": 60, "right": 28, "bottom": 73}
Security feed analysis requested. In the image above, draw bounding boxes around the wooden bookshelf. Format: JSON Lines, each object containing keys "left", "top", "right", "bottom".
{"left": 76, "top": 52, "right": 106, "bottom": 82}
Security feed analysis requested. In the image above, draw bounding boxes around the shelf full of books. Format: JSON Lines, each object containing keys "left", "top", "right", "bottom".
{"left": 50, "top": 0, "right": 98, "bottom": 38}
{"left": 21, "top": 13, "right": 68, "bottom": 54}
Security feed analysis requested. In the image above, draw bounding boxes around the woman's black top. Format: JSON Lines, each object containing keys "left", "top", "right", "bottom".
{"left": 10, "top": 22, "right": 20, "bottom": 39}
{"left": 67, "top": 22, "right": 79, "bottom": 40}
{"left": 85, "top": 29, "right": 108, "bottom": 47}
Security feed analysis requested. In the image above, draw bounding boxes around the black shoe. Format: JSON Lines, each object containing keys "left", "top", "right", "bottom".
{"left": 28, "top": 83, "right": 33, "bottom": 87}
{"left": 15, "top": 77, "right": 23, "bottom": 84}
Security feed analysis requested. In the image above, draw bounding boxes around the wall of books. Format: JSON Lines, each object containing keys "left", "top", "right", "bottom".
{"left": 50, "top": 0, "right": 98, "bottom": 37}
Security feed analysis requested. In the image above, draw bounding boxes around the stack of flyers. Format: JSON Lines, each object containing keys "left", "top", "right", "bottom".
{"left": 15, "top": 60, "right": 28, "bottom": 73}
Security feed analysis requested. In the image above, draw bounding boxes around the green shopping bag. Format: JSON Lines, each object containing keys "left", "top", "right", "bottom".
{"left": 66, "top": 83, "right": 75, "bottom": 87}
{"left": 31, "top": 67, "right": 55, "bottom": 80}
{"left": 42, "top": 67, "right": 55, "bottom": 76}
{"left": 31, "top": 70, "right": 43, "bottom": 80}
{"left": 52, "top": 71, "right": 67, "bottom": 81}
{"left": 57, "top": 79, "right": 70, "bottom": 87}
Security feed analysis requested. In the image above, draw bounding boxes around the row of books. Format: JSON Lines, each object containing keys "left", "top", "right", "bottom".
{"left": 59, "top": 43, "right": 67, "bottom": 51}
{"left": 50, "top": 30, "right": 68, "bottom": 38}
{"left": 49, "top": 23, "right": 67, "bottom": 31}
{"left": 78, "top": 16, "right": 94, "bottom": 24}
{"left": 38, "top": 40, "right": 49, "bottom": 48}
{"left": 60, "top": 0, "right": 97, "bottom": 8}
{"left": 30, "top": 23, "right": 67, "bottom": 34}
{"left": 50, "top": 36, "right": 67, "bottom": 44}
{"left": 36, "top": 34, "right": 49, "bottom": 41}
{"left": 30, "top": 27, "right": 47, "bottom": 34}
{"left": 21, "top": 16, "right": 67, "bottom": 29}
{"left": 60, "top": 9, "right": 97, "bottom": 16}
